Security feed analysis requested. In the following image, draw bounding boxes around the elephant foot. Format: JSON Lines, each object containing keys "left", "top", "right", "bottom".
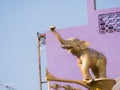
{"left": 87, "top": 79, "right": 94, "bottom": 86}
{"left": 83, "top": 79, "right": 94, "bottom": 85}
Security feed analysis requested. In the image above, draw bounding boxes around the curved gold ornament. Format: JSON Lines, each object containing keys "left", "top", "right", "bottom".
{"left": 46, "top": 69, "right": 116, "bottom": 90}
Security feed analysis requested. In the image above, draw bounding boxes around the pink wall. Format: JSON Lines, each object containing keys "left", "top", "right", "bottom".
{"left": 46, "top": 0, "right": 120, "bottom": 89}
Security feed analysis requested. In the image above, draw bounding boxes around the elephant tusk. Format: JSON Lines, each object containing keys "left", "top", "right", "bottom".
{"left": 68, "top": 49, "right": 72, "bottom": 53}
{"left": 61, "top": 45, "right": 73, "bottom": 49}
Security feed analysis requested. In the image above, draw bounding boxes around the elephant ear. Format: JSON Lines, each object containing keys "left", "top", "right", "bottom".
{"left": 79, "top": 41, "right": 90, "bottom": 50}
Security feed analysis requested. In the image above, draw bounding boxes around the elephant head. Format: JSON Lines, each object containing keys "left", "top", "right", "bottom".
{"left": 50, "top": 26, "right": 90, "bottom": 56}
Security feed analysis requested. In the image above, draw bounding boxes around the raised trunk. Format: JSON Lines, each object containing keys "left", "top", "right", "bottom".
{"left": 50, "top": 26, "right": 67, "bottom": 45}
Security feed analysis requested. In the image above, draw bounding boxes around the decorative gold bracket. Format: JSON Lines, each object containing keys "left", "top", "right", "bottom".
{"left": 46, "top": 69, "right": 116, "bottom": 90}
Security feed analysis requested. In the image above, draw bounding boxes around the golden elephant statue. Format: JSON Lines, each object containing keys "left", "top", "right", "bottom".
{"left": 50, "top": 26, "right": 107, "bottom": 82}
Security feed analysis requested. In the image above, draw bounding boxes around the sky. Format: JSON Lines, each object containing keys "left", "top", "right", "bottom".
{"left": 0, "top": 0, "right": 120, "bottom": 90}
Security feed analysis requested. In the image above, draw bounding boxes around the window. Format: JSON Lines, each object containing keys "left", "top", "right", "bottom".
{"left": 98, "top": 12, "right": 120, "bottom": 34}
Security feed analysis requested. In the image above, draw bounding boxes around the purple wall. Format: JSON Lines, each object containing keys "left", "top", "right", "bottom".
{"left": 46, "top": 0, "right": 120, "bottom": 89}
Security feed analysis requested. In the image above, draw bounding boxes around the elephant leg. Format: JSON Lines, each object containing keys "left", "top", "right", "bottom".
{"left": 77, "top": 59, "right": 82, "bottom": 68}
{"left": 81, "top": 64, "right": 92, "bottom": 81}
{"left": 98, "top": 66, "right": 106, "bottom": 78}
{"left": 77, "top": 59, "right": 92, "bottom": 81}
{"left": 77, "top": 61, "right": 91, "bottom": 80}
{"left": 82, "top": 67, "right": 92, "bottom": 81}
{"left": 97, "top": 60, "right": 107, "bottom": 78}
{"left": 92, "top": 67, "right": 99, "bottom": 79}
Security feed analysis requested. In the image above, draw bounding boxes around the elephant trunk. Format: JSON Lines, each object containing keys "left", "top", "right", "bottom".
{"left": 50, "top": 26, "right": 68, "bottom": 45}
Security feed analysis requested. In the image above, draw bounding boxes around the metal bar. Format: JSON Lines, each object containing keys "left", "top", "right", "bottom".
{"left": 37, "top": 37, "right": 42, "bottom": 90}
{"left": 94, "top": 0, "right": 96, "bottom": 10}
